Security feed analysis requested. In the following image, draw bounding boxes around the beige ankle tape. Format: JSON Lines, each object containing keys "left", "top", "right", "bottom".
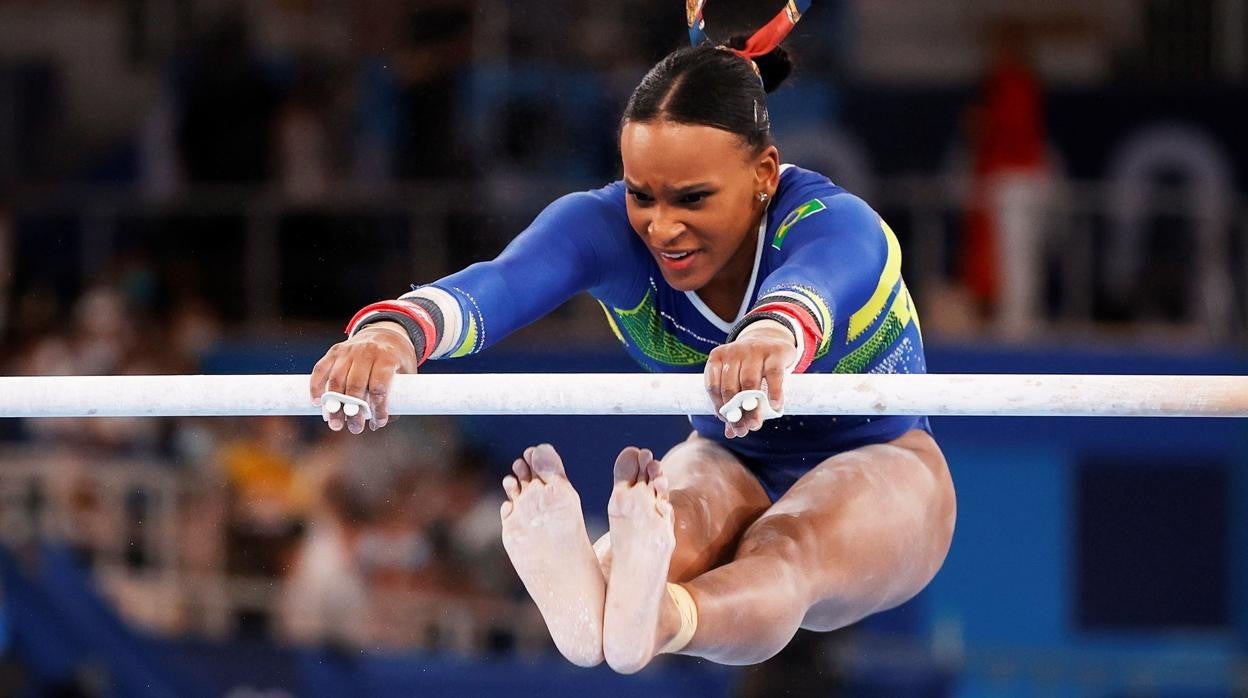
{"left": 658, "top": 583, "right": 698, "bottom": 655}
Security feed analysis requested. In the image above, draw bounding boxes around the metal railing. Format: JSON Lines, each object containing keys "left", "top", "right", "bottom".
{"left": 0, "top": 445, "right": 545, "bottom": 653}
{"left": 5, "top": 175, "right": 1247, "bottom": 342}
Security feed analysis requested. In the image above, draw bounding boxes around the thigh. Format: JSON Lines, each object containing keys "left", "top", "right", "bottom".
{"left": 595, "top": 432, "right": 772, "bottom": 582}
{"left": 732, "top": 429, "right": 955, "bottom": 631}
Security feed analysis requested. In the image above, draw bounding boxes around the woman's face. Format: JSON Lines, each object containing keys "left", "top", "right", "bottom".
{"left": 620, "top": 120, "right": 779, "bottom": 294}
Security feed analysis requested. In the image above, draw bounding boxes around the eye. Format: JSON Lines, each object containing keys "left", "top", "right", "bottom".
{"left": 679, "top": 191, "right": 710, "bottom": 205}
{"left": 628, "top": 189, "right": 654, "bottom": 204}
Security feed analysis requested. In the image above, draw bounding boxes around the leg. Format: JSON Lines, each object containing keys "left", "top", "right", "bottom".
{"left": 635, "top": 429, "right": 956, "bottom": 668}
{"left": 599, "top": 440, "right": 772, "bottom": 673}
{"left": 500, "top": 444, "right": 606, "bottom": 666}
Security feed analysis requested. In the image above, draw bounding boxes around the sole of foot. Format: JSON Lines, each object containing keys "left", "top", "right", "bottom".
{"left": 602, "top": 446, "right": 676, "bottom": 674}
{"left": 501, "top": 444, "right": 606, "bottom": 667}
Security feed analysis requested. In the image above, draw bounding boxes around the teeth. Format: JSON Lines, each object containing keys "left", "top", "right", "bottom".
{"left": 662, "top": 251, "right": 691, "bottom": 260}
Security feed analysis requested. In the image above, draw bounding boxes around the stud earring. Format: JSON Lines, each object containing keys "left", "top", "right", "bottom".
{"left": 757, "top": 192, "right": 769, "bottom": 203}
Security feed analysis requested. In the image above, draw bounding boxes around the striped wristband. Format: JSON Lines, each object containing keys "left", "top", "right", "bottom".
{"left": 345, "top": 300, "right": 439, "bottom": 364}
{"left": 726, "top": 311, "right": 797, "bottom": 343}
{"left": 728, "top": 303, "right": 821, "bottom": 373}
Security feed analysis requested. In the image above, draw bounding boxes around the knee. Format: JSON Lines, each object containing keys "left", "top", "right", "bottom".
{"left": 735, "top": 515, "right": 819, "bottom": 596}
{"left": 666, "top": 489, "right": 718, "bottom": 578}
{"left": 926, "top": 463, "right": 957, "bottom": 573}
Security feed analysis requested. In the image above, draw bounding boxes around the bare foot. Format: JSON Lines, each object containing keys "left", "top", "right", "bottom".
{"left": 501, "top": 444, "right": 605, "bottom": 666}
{"left": 602, "top": 447, "right": 676, "bottom": 674}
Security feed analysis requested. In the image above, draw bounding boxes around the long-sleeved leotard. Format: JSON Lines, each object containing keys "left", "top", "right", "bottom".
{"left": 403, "top": 165, "right": 929, "bottom": 500}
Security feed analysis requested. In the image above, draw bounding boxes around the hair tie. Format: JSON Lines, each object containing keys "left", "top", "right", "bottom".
{"left": 686, "top": 0, "right": 812, "bottom": 57}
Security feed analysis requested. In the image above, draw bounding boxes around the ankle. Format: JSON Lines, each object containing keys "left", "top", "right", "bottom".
{"left": 657, "top": 583, "right": 698, "bottom": 655}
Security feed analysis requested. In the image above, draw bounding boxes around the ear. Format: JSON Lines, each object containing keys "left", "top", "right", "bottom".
{"left": 753, "top": 145, "right": 780, "bottom": 195}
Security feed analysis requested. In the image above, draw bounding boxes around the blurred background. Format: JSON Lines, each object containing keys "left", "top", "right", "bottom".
{"left": 0, "top": 0, "right": 1245, "bottom": 696}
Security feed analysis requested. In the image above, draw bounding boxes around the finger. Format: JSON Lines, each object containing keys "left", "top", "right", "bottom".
{"left": 737, "top": 355, "right": 767, "bottom": 432}
{"left": 309, "top": 346, "right": 339, "bottom": 405}
{"left": 704, "top": 355, "right": 726, "bottom": 414}
{"left": 721, "top": 358, "right": 743, "bottom": 416}
{"left": 318, "top": 355, "right": 348, "bottom": 432}
{"left": 763, "top": 357, "right": 786, "bottom": 413}
{"left": 343, "top": 358, "right": 374, "bottom": 435}
{"left": 738, "top": 353, "right": 765, "bottom": 393}
{"left": 366, "top": 358, "right": 402, "bottom": 430}
{"left": 741, "top": 408, "right": 763, "bottom": 433}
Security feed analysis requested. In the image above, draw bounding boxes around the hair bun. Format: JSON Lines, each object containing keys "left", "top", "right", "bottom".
{"left": 724, "top": 34, "right": 794, "bottom": 94}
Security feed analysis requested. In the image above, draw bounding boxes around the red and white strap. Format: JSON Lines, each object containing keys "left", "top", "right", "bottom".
{"left": 744, "top": 301, "right": 822, "bottom": 373}
{"left": 345, "top": 300, "right": 437, "bottom": 364}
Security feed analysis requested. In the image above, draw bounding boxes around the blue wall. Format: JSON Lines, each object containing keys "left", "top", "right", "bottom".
{"left": 921, "top": 345, "right": 1248, "bottom": 695}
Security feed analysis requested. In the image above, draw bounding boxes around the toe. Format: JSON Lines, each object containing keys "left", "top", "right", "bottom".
{"left": 528, "top": 443, "right": 567, "bottom": 483}
{"left": 503, "top": 474, "right": 521, "bottom": 500}
{"left": 651, "top": 473, "right": 670, "bottom": 500}
{"left": 512, "top": 458, "right": 533, "bottom": 483}
{"left": 643, "top": 454, "right": 664, "bottom": 483}
{"left": 500, "top": 499, "right": 514, "bottom": 520}
{"left": 613, "top": 447, "right": 642, "bottom": 486}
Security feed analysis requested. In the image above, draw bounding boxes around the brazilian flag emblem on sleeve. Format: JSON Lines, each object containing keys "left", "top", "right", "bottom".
{"left": 772, "top": 198, "right": 827, "bottom": 250}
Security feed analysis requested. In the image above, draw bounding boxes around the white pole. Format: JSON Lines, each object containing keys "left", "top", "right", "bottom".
{"left": 0, "top": 374, "right": 1245, "bottom": 418}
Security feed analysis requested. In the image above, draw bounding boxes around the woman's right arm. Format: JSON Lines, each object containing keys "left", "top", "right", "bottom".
{"left": 309, "top": 190, "right": 626, "bottom": 434}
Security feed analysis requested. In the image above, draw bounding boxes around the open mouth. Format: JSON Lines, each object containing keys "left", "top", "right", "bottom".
{"left": 656, "top": 249, "right": 699, "bottom": 272}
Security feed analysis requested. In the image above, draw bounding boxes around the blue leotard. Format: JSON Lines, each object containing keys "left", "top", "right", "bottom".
{"left": 407, "top": 165, "right": 930, "bottom": 500}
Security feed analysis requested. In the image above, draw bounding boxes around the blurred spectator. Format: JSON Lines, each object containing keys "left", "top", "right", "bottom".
{"left": 275, "top": 425, "right": 517, "bottom": 650}
{"left": 280, "top": 424, "right": 427, "bottom": 646}
{"left": 372, "top": 0, "right": 476, "bottom": 180}
{"left": 176, "top": 11, "right": 278, "bottom": 184}
{"left": 961, "top": 21, "right": 1054, "bottom": 340}
{"left": 137, "top": 78, "right": 184, "bottom": 201}
{"left": 166, "top": 295, "right": 223, "bottom": 373}
{"left": 0, "top": 587, "right": 20, "bottom": 693}
{"left": 275, "top": 58, "right": 335, "bottom": 201}
{"left": 218, "top": 417, "right": 311, "bottom": 579}
{"left": 355, "top": 469, "right": 442, "bottom": 593}
{"left": 348, "top": 57, "right": 400, "bottom": 185}
{"left": 62, "top": 459, "right": 109, "bottom": 567}
{"left": 71, "top": 286, "right": 133, "bottom": 375}
{"left": 346, "top": 1, "right": 403, "bottom": 185}
{"left": 441, "top": 447, "right": 509, "bottom": 596}
{"left": 280, "top": 467, "right": 373, "bottom": 648}
{"left": 0, "top": 206, "right": 9, "bottom": 339}
{"left": 14, "top": 285, "right": 167, "bottom": 454}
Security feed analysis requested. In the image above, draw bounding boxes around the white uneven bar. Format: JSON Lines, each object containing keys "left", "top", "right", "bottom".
{"left": 0, "top": 374, "right": 1245, "bottom": 418}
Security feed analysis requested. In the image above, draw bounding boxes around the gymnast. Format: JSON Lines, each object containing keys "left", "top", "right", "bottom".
{"left": 309, "top": 0, "right": 955, "bottom": 674}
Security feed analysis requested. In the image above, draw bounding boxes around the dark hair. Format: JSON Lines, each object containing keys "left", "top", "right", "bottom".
{"left": 621, "top": 37, "right": 793, "bottom": 152}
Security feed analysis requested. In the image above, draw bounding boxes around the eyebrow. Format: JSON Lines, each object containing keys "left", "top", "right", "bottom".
{"left": 623, "top": 179, "right": 714, "bottom": 194}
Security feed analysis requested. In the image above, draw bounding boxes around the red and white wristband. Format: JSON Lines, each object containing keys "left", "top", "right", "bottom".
{"left": 727, "top": 302, "right": 822, "bottom": 374}
{"left": 718, "top": 301, "right": 825, "bottom": 424}
{"left": 345, "top": 300, "right": 439, "bottom": 365}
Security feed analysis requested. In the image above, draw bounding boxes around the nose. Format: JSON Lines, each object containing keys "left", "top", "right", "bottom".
{"left": 646, "top": 206, "right": 685, "bottom": 244}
